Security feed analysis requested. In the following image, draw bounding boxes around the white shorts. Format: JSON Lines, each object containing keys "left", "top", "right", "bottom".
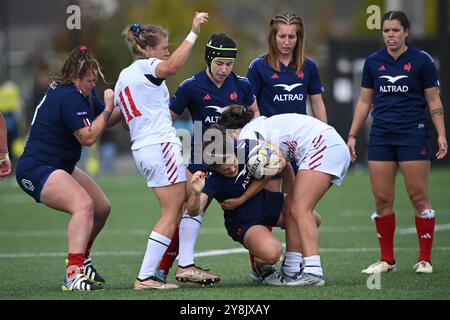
{"left": 297, "top": 128, "right": 351, "bottom": 186}
{"left": 132, "top": 142, "right": 187, "bottom": 188}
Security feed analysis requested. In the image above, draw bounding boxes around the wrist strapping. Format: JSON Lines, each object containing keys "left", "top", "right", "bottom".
{"left": 0, "top": 152, "right": 9, "bottom": 165}
{"left": 185, "top": 31, "right": 198, "bottom": 44}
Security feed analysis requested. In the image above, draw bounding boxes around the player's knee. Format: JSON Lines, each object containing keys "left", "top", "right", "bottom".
{"left": 288, "top": 204, "right": 312, "bottom": 220}
{"left": 408, "top": 192, "right": 428, "bottom": 212}
{"left": 99, "top": 199, "right": 112, "bottom": 218}
{"left": 373, "top": 191, "right": 393, "bottom": 205}
{"left": 374, "top": 194, "right": 393, "bottom": 213}
{"left": 262, "top": 242, "right": 282, "bottom": 265}
{"left": 313, "top": 210, "right": 322, "bottom": 227}
{"left": 77, "top": 197, "right": 95, "bottom": 218}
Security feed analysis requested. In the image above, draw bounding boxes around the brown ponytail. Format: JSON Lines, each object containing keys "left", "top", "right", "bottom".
{"left": 54, "top": 45, "right": 105, "bottom": 85}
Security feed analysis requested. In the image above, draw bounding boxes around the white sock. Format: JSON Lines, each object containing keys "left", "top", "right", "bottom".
{"left": 303, "top": 255, "right": 323, "bottom": 277}
{"left": 420, "top": 209, "right": 435, "bottom": 219}
{"left": 178, "top": 212, "right": 203, "bottom": 267}
{"left": 138, "top": 231, "right": 171, "bottom": 280}
{"left": 282, "top": 252, "right": 302, "bottom": 276}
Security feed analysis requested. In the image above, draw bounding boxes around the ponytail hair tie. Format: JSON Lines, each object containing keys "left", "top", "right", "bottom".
{"left": 130, "top": 23, "right": 142, "bottom": 36}
{"left": 79, "top": 45, "right": 89, "bottom": 52}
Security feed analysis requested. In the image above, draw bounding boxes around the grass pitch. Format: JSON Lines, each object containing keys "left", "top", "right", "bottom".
{"left": 0, "top": 168, "right": 449, "bottom": 300}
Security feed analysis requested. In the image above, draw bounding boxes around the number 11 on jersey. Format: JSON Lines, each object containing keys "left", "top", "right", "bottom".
{"left": 119, "top": 86, "right": 142, "bottom": 121}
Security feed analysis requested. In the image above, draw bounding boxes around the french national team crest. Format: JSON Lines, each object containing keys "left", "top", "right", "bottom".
{"left": 404, "top": 63, "right": 412, "bottom": 72}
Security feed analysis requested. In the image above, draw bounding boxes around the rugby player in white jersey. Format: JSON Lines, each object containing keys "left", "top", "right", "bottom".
{"left": 219, "top": 105, "right": 351, "bottom": 286}
{"left": 115, "top": 12, "right": 208, "bottom": 290}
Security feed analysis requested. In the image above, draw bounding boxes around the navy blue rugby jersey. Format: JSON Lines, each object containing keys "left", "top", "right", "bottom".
{"left": 361, "top": 46, "right": 440, "bottom": 137}
{"left": 201, "top": 139, "right": 278, "bottom": 224}
{"left": 23, "top": 83, "right": 104, "bottom": 166}
{"left": 247, "top": 56, "right": 324, "bottom": 116}
{"left": 170, "top": 70, "right": 255, "bottom": 164}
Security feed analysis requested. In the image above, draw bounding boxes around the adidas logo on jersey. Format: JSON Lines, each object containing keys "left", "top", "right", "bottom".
{"left": 271, "top": 73, "right": 279, "bottom": 79}
{"left": 203, "top": 94, "right": 212, "bottom": 101}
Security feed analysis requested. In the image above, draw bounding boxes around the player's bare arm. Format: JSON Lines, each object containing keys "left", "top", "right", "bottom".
{"left": 425, "top": 87, "right": 447, "bottom": 159}
{"left": 155, "top": 12, "right": 208, "bottom": 78}
{"left": 73, "top": 89, "right": 115, "bottom": 146}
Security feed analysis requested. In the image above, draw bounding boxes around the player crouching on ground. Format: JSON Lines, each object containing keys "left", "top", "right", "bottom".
{"left": 185, "top": 125, "right": 321, "bottom": 285}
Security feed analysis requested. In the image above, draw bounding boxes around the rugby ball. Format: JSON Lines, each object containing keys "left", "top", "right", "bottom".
{"left": 246, "top": 143, "right": 279, "bottom": 179}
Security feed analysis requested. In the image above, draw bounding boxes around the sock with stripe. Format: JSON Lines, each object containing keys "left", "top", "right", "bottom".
{"left": 282, "top": 251, "right": 302, "bottom": 276}
{"left": 67, "top": 253, "right": 85, "bottom": 279}
{"left": 303, "top": 255, "right": 323, "bottom": 277}
{"left": 158, "top": 227, "right": 180, "bottom": 274}
{"left": 373, "top": 212, "right": 396, "bottom": 264}
{"left": 178, "top": 212, "right": 203, "bottom": 267}
{"left": 138, "top": 231, "right": 171, "bottom": 280}
{"left": 416, "top": 209, "right": 435, "bottom": 263}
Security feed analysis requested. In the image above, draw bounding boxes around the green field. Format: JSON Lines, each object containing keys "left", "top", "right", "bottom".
{"left": 0, "top": 169, "right": 449, "bottom": 300}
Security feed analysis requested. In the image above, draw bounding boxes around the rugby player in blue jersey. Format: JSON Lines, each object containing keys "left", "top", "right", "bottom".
{"left": 185, "top": 125, "right": 321, "bottom": 285}
{"left": 247, "top": 12, "right": 326, "bottom": 122}
{"left": 347, "top": 11, "right": 447, "bottom": 274}
{"left": 155, "top": 33, "right": 259, "bottom": 284}
{"left": 15, "top": 46, "right": 122, "bottom": 291}
{"left": 246, "top": 11, "right": 328, "bottom": 277}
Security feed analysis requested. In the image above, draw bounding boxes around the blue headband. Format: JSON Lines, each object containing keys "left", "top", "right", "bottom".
{"left": 130, "top": 23, "right": 142, "bottom": 36}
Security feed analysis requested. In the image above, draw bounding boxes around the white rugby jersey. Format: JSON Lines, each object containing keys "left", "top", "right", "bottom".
{"left": 115, "top": 58, "right": 180, "bottom": 150}
{"left": 239, "top": 114, "right": 333, "bottom": 162}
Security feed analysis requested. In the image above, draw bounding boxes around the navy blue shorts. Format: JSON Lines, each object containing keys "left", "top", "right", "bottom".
{"left": 368, "top": 135, "right": 432, "bottom": 162}
{"left": 224, "top": 191, "right": 284, "bottom": 245}
{"left": 15, "top": 156, "right": 75, "bottom": 203}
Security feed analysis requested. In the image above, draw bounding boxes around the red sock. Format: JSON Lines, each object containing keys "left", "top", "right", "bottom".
{"left": 84, "top": 241, "right": 94, "bottom": 259}
{"left": 415, "top": 216, "right": 435, "bottom": 263}
{"left": 249, "top": 225, "right": 273, "bottom": 269}
{"left": 374, "top": 213, "right": 396, "bottom": 264}
{"left": 67, "top": 253, "right": 85, "bottom": 278}
{"left": 159, "top": 227, "right": 180, "bottom": 274}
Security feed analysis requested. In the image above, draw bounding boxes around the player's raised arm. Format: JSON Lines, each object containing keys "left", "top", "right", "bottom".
{"left": 154, "top": 12, "right": 209, "bottom": 78}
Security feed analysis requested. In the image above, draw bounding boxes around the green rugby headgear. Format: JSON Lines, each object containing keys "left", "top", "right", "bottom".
{"left": 204, "top": 33, "right": 237, "bottom": 73}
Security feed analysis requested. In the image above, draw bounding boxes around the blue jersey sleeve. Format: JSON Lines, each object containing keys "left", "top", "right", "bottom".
{"left": 169, "top": 82, "right": 191, "bottom": 115}
{"left": 307, "top": 60, "right": 324, "bottom": 95}
{"left": 61, "top": 92, "right": 95, "bottom": 133}
{"left": 361, "top": 58, "right": 374, "bottom": 89}
{"left": 247, "top": 58, "right": 263, "bottom": 101}
{"left": 420, "top": 52, "right": 440, "bottom": 89}
{"left": 202, "top": 174, "right": 218, "bottom": 200}
{"left": 240, "top": 78, "right": 256, "bottom": 106}
{"left": 90, "top": 89, "right": 105, "bottom": 116}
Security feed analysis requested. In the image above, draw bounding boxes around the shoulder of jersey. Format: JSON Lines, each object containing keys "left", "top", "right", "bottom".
{"left": 179, "top": 76, "right": 197, "bottom": 88}
{"left": 248, "top": 56, "right": 265, "bottom": 69}
{"left": 58, "top": 83, "right": 80, "bottom": 98}
{"left": 236, "top": 74, "right": 251, "bottom": 85}
{"left": 366, "top": 49, "right": 382, "bottom": 61}
{"left": 303, "top": 57, "right": 318, "bottom": 68}
{"left": 418, "top": 49, "right": 435, "bottom": 64}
